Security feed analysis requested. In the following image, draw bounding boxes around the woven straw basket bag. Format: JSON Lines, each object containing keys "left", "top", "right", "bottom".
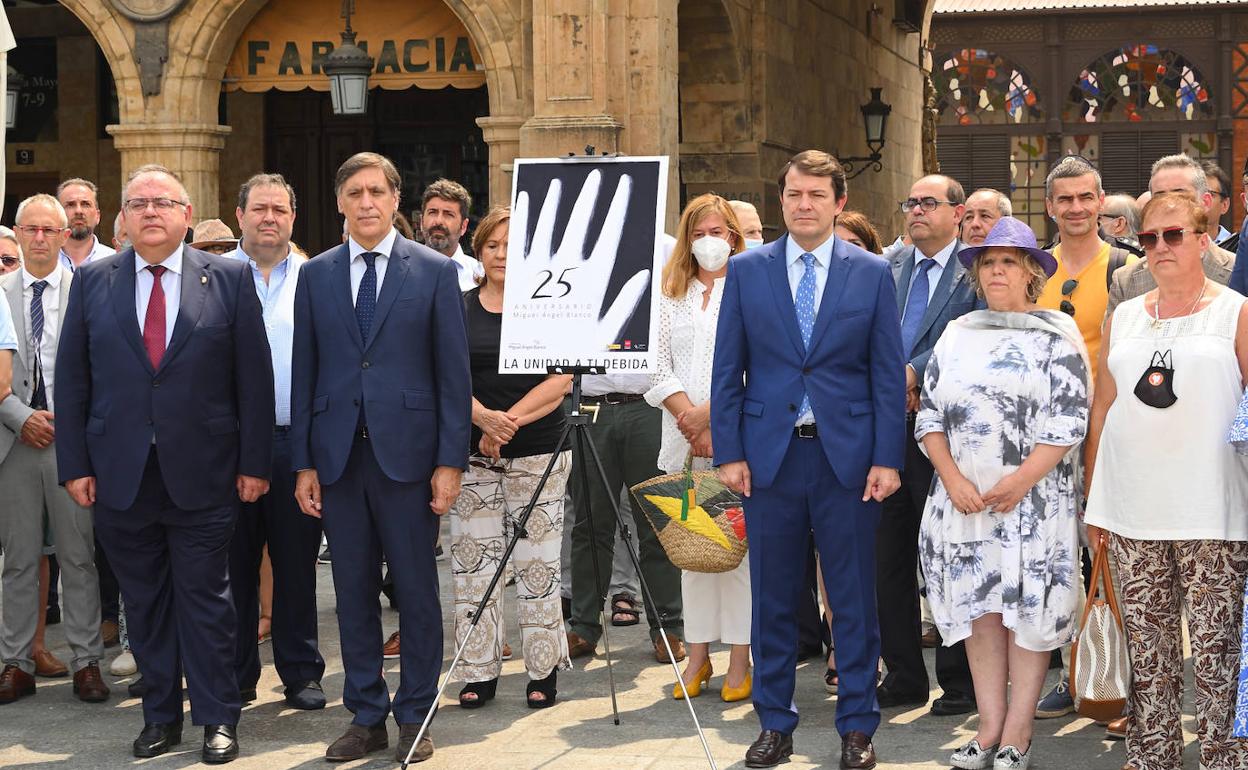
{"left": 1070, "top": 541, "right": 1131, "bottom": 722}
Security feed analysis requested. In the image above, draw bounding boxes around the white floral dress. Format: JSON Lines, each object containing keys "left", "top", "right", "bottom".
{"left": 916, "top": 310, "right": 1090, "bottom": 652}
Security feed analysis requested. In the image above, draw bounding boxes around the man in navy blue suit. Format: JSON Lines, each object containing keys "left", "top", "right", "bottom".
{"left": 711, "top": 150, "right": 906, "bottom": 769}
{"left": 291, "top": 152, "right": 471, "bottom": 764}
{"left": 56, "top": 164, "right": 274, "bottom": 763}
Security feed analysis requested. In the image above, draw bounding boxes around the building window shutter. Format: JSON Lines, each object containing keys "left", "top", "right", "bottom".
{"left": 937, "top": 133, "right": 1010, "bottom": 196}
{"left": 1100, "top": 131, "right": 1179, "bottom": 194}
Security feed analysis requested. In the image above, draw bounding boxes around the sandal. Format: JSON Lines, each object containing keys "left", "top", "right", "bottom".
{"left": 526, "top": 669, "right": 558, "bottom": 709}
{"left": 610, "top": 593, "right": 640, "bottom": 627}
{"left": 824, "top": 668, "right": 838, "bottom": 695}
{"left": 458, "top": 678, "right": 498, "bottom": 709}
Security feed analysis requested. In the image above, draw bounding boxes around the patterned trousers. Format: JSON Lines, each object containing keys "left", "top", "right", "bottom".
{"left": 1110, "top": 534, "right": 1248, "bottom": 770}
{"left": 450, "top": 450, "right": 572, "bottom": 682}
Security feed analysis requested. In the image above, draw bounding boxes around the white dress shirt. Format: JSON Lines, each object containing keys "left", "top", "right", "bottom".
{"left": 0, "top": 294, "right": 15, "bottom": 352}
{"left": 450, "top": 243, "right": 484, "bottom": 292}
{"left": 22, "top": 267, "right": 61, "bottom": 412}
{"left": 135, "top": 246, "right": 183, "bottom": 348}
{"left": 59, "top": 235, "right": 116, "bottom": 273}
{"left": 909, "top": 238, "right": 956, "bottom": 305}
{"left": 785, "top": 233, "right": 836, "bottom": 317}
{"left": 349, "top": 227, "right": 398, "bottom": 306}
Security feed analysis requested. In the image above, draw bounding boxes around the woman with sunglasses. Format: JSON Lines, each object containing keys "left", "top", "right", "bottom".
{"left": 1085, "top": 192, "right": 1248, "bottom": 770}
{"left": 0, "top": 228, "right": 21, "bottom": 275}
{"left": 918, "top": 217, "right": 1089, "bottom": 770}
{"left": 645, "top": 193, "right": 752, "bottom": 703}
{"left": 450, "top": 205, "right": 573, "bottom": 710}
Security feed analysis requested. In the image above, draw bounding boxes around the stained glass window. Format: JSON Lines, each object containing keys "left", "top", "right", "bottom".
{"left": 1067, "top": 44, "right": 1212, "bottom": 123}
{"left": 933, "top": 48, "right": 1042, "bottom": 126}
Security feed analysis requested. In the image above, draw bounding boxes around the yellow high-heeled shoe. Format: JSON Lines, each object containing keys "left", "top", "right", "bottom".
{"left": 673, "top": 660, "right": 713, "bottom": 699}
{"left": 720, "top": 670, "right": 752, "bottom": 703}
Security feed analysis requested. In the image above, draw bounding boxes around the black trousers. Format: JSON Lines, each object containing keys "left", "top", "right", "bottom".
{"left": 875, "top": 424, "right": 973, "bottom": 697}
{"left": 229, "top": 429, "right": 325, "bottom": 691}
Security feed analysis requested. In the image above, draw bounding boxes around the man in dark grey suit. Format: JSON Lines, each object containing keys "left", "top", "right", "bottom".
{"left": 1107, "top": 154, "right": 1234, "bottom": 318}
{"left": 0, "top": 195, "right": 108, "bottom": 705}
{"left": 877, "top": 174, "right": 980, "bottom": 716}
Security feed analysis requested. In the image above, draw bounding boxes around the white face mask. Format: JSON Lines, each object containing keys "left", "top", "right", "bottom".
{"left": 744, "top": 238, "right": 764, "bottom": 249}
{"left": 691, "top": 235, "right": 732, "bottom": 271}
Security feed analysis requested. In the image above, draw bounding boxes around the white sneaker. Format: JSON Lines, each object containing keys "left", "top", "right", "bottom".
{"left": 109, "top": 650, "right": 137, "bottom": 676}
{"left": 950, "top": 738, "right": 997, "bottom": 769}
{"left": 993, "top": 744, "right": 1031, "bottom": 769}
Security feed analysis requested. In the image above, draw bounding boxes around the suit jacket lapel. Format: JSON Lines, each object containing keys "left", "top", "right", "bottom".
{"left": 365, "top": 243, "right": 410, "bottom": 351}
{"left": 912, "top": 242, "right": 965, "bottom": 348}
{"left": 893, "top": 246, "right": 915, "bottom": 315}
{"left": 55, "top": 267, "right": 72, "bottom": 340}
{"left": 3, "top": 277, "right": 26, "bottom": 369}
{"left": 331, "top": 246, "right": 365, "bottom": 351}
{"left": 765, "top": 236, "right": 806, "bottom": 358}
{"left": 806, "top": 239, "right": 850, "bottom": 356}
{"left": 159, "top": 249, "right": 209, "bottom": 372}
{"left": 109, "top": 253, "right": 154, "bottom": 375}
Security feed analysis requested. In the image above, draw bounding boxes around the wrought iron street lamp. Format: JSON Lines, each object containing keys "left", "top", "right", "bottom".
{"left": 324, "top": 0, "right": 374, "bottom": 116}
{"left": 840, "top": 87, "right": 893, "bottom": 179}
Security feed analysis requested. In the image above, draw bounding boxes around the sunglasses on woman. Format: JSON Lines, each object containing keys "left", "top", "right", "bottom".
{"left": 1137, "top": 227, "right": 1203, "bottom": 251}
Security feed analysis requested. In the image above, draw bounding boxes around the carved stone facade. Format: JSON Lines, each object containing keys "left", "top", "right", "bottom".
{"left": 9, "top": 0, "right": 936, "bottom": 241}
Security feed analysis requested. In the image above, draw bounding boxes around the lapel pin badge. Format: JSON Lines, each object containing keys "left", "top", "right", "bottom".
{"left": 201, "top": 275, "right": 208, "bottom": 285}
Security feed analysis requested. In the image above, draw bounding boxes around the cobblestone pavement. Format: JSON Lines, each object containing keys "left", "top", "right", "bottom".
{"left": 0, "top": 539, "right": 1205, "bottom": 769}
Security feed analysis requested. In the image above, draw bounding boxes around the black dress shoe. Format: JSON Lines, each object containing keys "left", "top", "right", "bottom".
{"left": 875, "top": 683, "right": 927, "bottom": 708}
{"left": 202, "top": 724, "right": 239, "bottom": 764}
{"left": 745, "top": 729, "right": 793, "bottom": 768}
{"left": 285, "top": 680, "right": 327, "bottom": 710}
{"left": 930, "top": 691, "right": 977, "bottom": 716}
{"left": 133, "top": 722, "right": 182, "bottom": 758}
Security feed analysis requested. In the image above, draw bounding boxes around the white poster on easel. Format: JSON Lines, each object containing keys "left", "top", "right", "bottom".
{"left": 499, "top": 156, "right": 668, "bottom": 374}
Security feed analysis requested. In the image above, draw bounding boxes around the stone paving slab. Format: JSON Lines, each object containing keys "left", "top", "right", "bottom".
{"left": 0, "top": 545, "right": 1204, "bottom": 769}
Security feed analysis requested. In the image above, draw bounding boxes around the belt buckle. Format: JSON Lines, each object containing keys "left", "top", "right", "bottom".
{"left": 795, "top": 424, "right": 816, "bottom": 439}
{"left": 602, "top": 394, "right": 624, "bottom": 405}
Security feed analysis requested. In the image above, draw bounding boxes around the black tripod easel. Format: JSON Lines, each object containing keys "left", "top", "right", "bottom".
{"left": 402, "top": 366, "right": 716, "bottom": 769}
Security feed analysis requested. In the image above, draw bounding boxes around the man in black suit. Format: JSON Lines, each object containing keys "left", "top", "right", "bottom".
{"left": 56, "top": 164, "right": 274, "bottom": 763}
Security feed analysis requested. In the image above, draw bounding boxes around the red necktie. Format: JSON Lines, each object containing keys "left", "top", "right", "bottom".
{"left": 143, "top": 265, "right": 167, "bottom": 369}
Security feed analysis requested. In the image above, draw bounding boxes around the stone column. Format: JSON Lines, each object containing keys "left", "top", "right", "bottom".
{"left": 106, "top": 123, "right": 232, "bottom": 220}
{"left": 521, "top": 1, "right": 680, "bottom": 225}
{"left": 477, "top": 115, "right": 526, "bottom": 206}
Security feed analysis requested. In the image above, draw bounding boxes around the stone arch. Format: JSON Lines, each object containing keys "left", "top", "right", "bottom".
{"left": 677, "top": 0, "right": 748, "bottom": 146}
{"left": 55, "top": 0, "right": 143, "bottom": 119}
{"left": 163, "top": 0, "right": 527, "bottom": 127}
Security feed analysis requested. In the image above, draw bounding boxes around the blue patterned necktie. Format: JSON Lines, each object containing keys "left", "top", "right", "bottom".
{"left": 795, "top": 252, "right": 817, "bottom": 421}
{"left": 29, "top": 280, "right": 48, "bottom": 410}
{"left": 901, "top": 258, "right": 935, "bottom": 355}
{"left": 355, "top": 252, "right": 378, "bottom": 342}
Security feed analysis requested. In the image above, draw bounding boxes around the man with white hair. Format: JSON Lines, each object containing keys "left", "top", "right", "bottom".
{"left": 960, "top": 188, "right": 1011, "bottom": 246}
{"left": 1106, "top": 154, "right": 1235, "bottom": 317}
{"left": 728, "top": 199, "right": 765, "bottom": 248}
{"left": 0, "top": 227, "right": 21, "bottom": 274}
{"left": 0, "top": 194, "right": 109, "bottom": 706}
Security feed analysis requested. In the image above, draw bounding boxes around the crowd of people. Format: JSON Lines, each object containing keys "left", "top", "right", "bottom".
{"left": 1, "top": 146, "right": 1248, "bottom": 770}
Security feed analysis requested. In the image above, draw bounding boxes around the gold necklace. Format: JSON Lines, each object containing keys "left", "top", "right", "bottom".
{"left": 1151, "top": 280, "right": 1207, "bottom": 330}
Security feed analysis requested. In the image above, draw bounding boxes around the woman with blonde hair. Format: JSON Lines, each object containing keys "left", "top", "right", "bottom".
{"left": 646, "top": 193, "right": 752, "bottom": 702}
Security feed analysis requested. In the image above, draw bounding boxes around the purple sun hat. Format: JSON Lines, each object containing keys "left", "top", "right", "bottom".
{"left": 958, "top": 216, "right": 1058, "bottom": 277}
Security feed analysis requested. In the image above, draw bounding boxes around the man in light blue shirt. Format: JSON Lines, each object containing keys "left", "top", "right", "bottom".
{"left": 224, "top": 173, "right": 325, "bottom": 712}
{"left": 56, "top": 179, "right": 116, "bottom": 272}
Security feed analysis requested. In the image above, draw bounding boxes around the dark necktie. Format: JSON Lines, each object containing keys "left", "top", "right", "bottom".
{"left": 143, "top": 265, "right": 168, "bottom": 369}
{"left": 356, "top": 252, "right": 378, "bottom": 342}
{"left": 29, "top": 280, "right": 48, "bottom": 410}
{"left": 901, "top": 258, "right": 935, "bottom": 355}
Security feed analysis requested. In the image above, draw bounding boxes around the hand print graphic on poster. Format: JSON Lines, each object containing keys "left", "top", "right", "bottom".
{"left": 500, "top": 156, "right": 668, "bottom": 374}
